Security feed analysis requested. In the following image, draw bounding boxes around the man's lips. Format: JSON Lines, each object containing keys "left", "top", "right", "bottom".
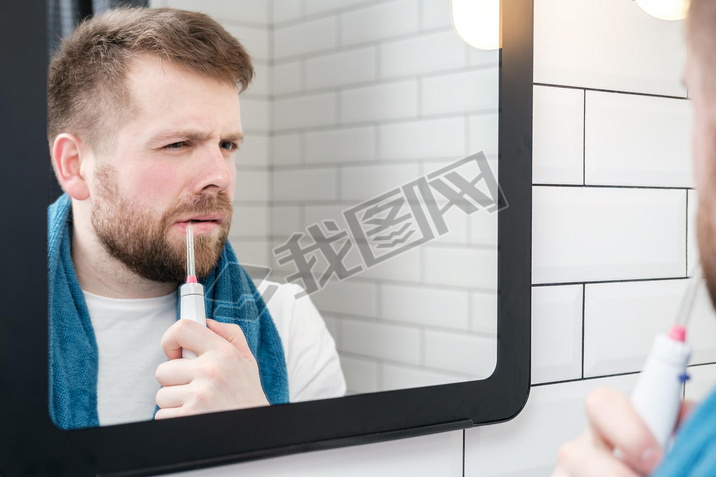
{"left": 175, "top": 214, "right": 226, "bottom": 225}
{"left": 174, "top": 214, "right": 227, "bottom": 234}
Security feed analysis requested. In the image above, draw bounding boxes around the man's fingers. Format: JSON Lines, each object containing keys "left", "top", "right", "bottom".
{"left": 585, "top": 388, "right": 662, "bottom": 474}
{"left": 556, "top": 432, "right": 641, "bottom": 477}
{"left": 161, "top": 319, "right": 216, "bottom": 359}
{"left": 155, "top": 407, "right": 185, "bottom": 420}
{"left": 155, "top": 358, "right": 193, "bottom": 386}
{"left": 206, "top": 319, "right": 254, "bottom": 360}
{"left": 156, "top": 384, "right": 190, "bottom": 409}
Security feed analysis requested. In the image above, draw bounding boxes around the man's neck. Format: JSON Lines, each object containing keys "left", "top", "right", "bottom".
{"left": 71, "top": 223, "right": 176, "bottom": 299}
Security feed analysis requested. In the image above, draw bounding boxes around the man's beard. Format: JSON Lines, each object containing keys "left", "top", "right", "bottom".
{"left": 90, "top": 165, "right": 233, "bottom": 283}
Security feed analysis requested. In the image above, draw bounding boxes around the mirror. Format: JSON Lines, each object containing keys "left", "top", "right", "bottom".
{"left": 0, "top": 0, "right": 530, "bottom": 473}
{"left": 161, "top": 0, "right": 502, "bottom": 396}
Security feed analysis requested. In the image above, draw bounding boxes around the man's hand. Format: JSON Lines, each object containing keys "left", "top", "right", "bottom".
{"left": 154, "top": 318, "right": 269, "bottom": 419}
{"left": 553, "top": 388, "right": 695, "bottom": 477}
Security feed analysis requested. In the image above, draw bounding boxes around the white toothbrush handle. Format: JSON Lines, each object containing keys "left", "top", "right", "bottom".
{"left": 180, "top": 282, "right": 206, "bottom": 359}
{"left": 631, "top": 334, "right": 691, "bottom": 449}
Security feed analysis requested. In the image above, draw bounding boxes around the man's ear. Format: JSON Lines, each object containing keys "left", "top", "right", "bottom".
{"left": 52, "top": 133, "right": 90, "bottom": 200}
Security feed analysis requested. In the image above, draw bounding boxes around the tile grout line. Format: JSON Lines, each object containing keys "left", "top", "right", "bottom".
{"left": 533, "top": 82, "right": 689, "bottom": 101}
{"left": 582, "top": 89, "right": 586, "bottom": 186}
{"left": 581, "top": 284, "right": 586, "bottom": 379}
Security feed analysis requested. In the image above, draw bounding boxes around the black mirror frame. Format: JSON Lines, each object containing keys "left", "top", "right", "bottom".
{"left": 0, "top": 1, "right": 532, "bottom": 475}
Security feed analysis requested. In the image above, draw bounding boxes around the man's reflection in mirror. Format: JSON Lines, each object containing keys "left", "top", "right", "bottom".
{"left": 47, "top": 7, "right": 346, "bottom": 430}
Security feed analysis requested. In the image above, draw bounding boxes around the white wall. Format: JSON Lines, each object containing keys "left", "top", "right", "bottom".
{"left": 159, "top": 0, "right": 716, "bottom": 475}
{"left": 267, "top": 0, "right": 500, "bottom": 393}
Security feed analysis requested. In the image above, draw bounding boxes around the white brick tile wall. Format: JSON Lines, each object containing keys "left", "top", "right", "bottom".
{"left": 230, "top": 205, "right": 268, "bottom": 238}
{"left": 224, "top": 25, "right": 270, "bottom": 62}
{"left": 339, "top": 163, "right": 420, "bottom": 201}
{"left": 273, "top": 92, "right": 337, "bottom": 130}
{"left": 177, "top": 429, "right": 463, "bottom": 476}
{"left": 465, "top": 375, "right": 639, "bottom": 476}
{"left": 272, "top": 0, "right": 302, "bottom": 24}
{"left": 230, "top": 239, "right": 270, "bottom": 267}
{"left": 585, "top": 91, "right": 693, "bottom": 187}
{"left": 470, "top": 292, "right": 497, "bottom": 335}
{"left": 420, "top": 0, "right": 452, "bottom": 30}
{"left": 534, "top": 0, "right": 687, "bottom": 96}
{"left": 584, "top": 279, "right": 716, "bottom": 378}
{"left": 423, "top": 329, "right": 496, "bottom": 377}
{"left": 533, "top": 85, "right": 584, "bottom": 185}
{"left": 272, "top": 168, "right": 337, "bottom": 201}
{"left": 249, "top": 63, "right": 270, "bottom": 97}
{"left": 430, "top": 205, "right": 469, "bottom": 245}
{"left": 356, "top": 246, "right": 422, "bottom": 283}
{"left": 423, "top": 246, "right": 497, "bottom": 290}
{"left": 379, "top": 117, "right": 466, "bottom": 160}
{"left": 165, "top": 0, "right": 268, "bottom": 25}
{"left": 379, "top": 31, "right": 467, "bottom": 79}
{"left": 380, "top": 364, "right": 468, "bottom": 391}
{"left": 272, "top": 60, "right": 302, "bottom": 96}
{"left": 467, "top": 47, "right": 500, "bottom": 68}
{"left": 301, "top": 204, "right": 349, "bottom": 230}
{"left": 467, "top": 210, "right": 498, "bottom": 247}
{"left": 321, "top": 313, "right": 341, "bottom": 341}
{"left": 274, "top": 17, "right": 337, "bottom": 59}
{"left": 421, "top": 68, "right": 499, "bottom": 116}
{"left": 305, "top": 0, "right": 373, "bottom": 17}
{"left": 468, "top": 113, "right": 499, "bottom": 156}
{"left": 340, "top": 80, "right": 418, "bottom": 123}
{"left": 234, "top": 169, "right": 269, "bottom": 202}
{"left": 531, "top": 285, "right": 583, "bottom": 384}
{"left": 304, "top": 126, "right": 376, "bottom": 163}
{"left": 380, "top": 283, "right": 469, "bottom": 330}
{"left": 340, "top": 318, "right": 421, "bottom": 364}
{"left": 271, "top": 133, "right": 302, "bottom": 165}
{"left": 305, "top": 47, "right": 377, "bottom": 90}
{"left": 340, "top": 0, "right": 419, "bottom": 46}
{"left": 237, "top": 134, "right": 269, "bottom": 167}
{"left": 270, "top": 205, "right": 302, "bottom": 236}
{"left": 340, "top": 355, "right": 379, "bottom": 394}
{"left": 239, "top": 97, "right": 269, "bottom": 132}
{"left": 310, "top": 280, "right": 377, "bottom": 317}
{"left": 533, "top": 187, "right": 686, "bottom": 284}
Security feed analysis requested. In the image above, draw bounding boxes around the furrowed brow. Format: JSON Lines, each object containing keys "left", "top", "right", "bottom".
{"left": 148, "top": 130, "right": 213, "bottom": 146}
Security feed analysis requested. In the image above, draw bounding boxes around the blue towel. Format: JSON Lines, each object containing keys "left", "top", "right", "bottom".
{"left": 48, "top": 193, "right": 289, "bottom": 430}
{"left": 652, "top": 384, "right": 716, "bottom": 476}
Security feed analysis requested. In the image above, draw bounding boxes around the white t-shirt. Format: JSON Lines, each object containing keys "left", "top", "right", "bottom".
{"left": 84, "top": 281, "right": 346, "bottom": 427}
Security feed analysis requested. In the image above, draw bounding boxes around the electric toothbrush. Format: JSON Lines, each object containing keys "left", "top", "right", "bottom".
{"left": 629, "top": 266, "right": 701, "bottom": 450}
{"left": 179, "top": 223, "right": 206, "bottom": 359}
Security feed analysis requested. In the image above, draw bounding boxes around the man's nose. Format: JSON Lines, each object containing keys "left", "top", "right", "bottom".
{"left": 192, "top": 145, "right": 233, "bottom": 194}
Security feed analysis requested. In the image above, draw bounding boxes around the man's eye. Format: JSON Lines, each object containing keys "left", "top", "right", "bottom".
{"left": 221, "top": 141, "right": 238, "bottom": 152}
{"left": 163, "top": 141, "right": 187, "bottom": 150}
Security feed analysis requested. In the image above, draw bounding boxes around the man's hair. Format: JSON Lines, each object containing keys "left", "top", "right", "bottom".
{"left": 687, "top": 0, "right": 716, "bottom": 73}
{"left": 47, "top": 7, "right": 253, "bottom": 153}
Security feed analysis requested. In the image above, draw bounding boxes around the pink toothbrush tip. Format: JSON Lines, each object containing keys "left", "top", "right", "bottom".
{"left": 186, "top": 275, "right": 198, "bottom": 284}
{"left": 668, "top": 325, "right": 687, "bottom": 342}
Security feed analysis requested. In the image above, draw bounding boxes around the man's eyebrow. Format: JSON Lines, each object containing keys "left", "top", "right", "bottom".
{"left": 223, "top": 131, "right": 244, "bottom": 143}
{"left": 148, "top": 130, "right": 244, "bottom": 145}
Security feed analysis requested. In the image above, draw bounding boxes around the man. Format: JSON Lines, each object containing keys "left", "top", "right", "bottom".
{"left": 554, "top": 0, "right": 716, "bottom": 475}
{"left": 47, "top": 7, "right": 345, "bottom": 430}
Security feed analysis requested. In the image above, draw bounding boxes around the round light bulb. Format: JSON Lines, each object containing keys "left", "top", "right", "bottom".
{"left": 635, "top": 0, "right": 689, "bottom": 21}
{"left": 451, "top": 0, "right": 501, "bottom": 51}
